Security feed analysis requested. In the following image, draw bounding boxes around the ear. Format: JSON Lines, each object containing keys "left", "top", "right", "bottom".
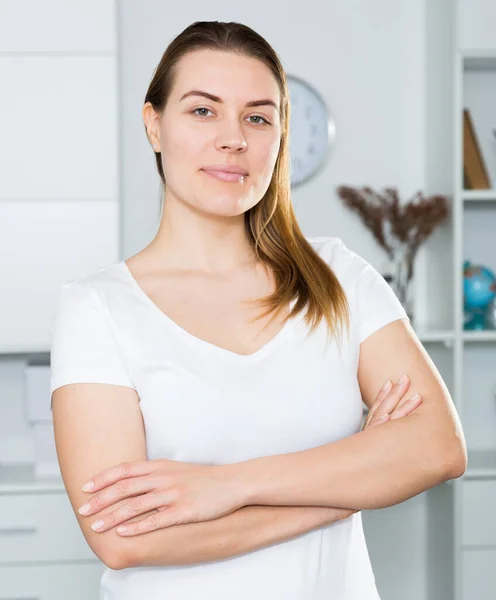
{"left": 142, "top": 102, "right": 161, "bottom": 150}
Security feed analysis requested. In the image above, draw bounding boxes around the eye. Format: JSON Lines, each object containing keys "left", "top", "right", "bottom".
{"left": 192, "top": 107, "right": 213, "bottom": 118}
{"left": 248, "top": 115, "right": 271, "bottom": 125}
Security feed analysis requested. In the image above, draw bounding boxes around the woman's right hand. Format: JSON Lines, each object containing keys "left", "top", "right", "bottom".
{"left": 361, "top": 374, "right": 422, "bottom": 431}
{"left": 316, "top": 375, "right": 422, "bottom": 526}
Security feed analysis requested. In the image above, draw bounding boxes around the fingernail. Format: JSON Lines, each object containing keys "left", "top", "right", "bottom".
{"left": 78, "top": 503, "right": 91, "bottom": 515}
{"left": 378, "top": 414, "right": 389, "bottom": 422}
{"left": 409, "top": 393, "right": 420, "bottom": 401}
{"left": 82, "top": 481, "right": 94, "bottom": 492}
{"left": 117, "top": 526, "right": 130, "bottom": 535}
{"left": 382, "top": 380, "right": 393, "bottom": 393}
{"left": 399, "top": 374, "right": 409, "bottom": 384}
{"left": 91, "top": 520, "right": 105, "bottom": 531}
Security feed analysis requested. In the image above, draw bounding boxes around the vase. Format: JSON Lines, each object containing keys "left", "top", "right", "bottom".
{"left": 387, "top": 245, "right": 414, "bottom": 323}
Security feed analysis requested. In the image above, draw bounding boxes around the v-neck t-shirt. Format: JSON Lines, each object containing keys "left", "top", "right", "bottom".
{"left": 49, "top": 236, "right": 409, "bottom": 600}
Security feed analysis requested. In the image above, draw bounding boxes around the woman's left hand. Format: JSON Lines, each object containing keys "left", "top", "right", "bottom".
{"left": 77, "top": 459, "right": 243, "bottom": 536}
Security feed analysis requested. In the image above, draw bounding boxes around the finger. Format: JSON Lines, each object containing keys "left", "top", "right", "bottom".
{"left": 82, "top": 461, "right": 155, "bottom": 493}
{"left": 363, "top": 380, "right": 393, "bottom": 427}
{"left": 374, "top": 379, "right": 394, "bottom": 406}
{"left": 367, "top": 393, "right": 422, "bottom": 428}
{"left": 390, "top": 394, "right": 422, "bottom": 420}
{"left": 116, "top": 507, "right": 185, "bottom": 536}
{"left": 78, "top": 475, "right": 158, "bottom": 517}
{"left": 367, "top": 413, "right": 391, "bottom": 428}
{"left": 395, "top": 390, "right": 420, "bottom": 411}
{"left": 89, "top": 493, "right": 163, "bottom": 533}
{"left": 376, "top": 374, "right": 411, "bottom": 417}
{"left": 369, "top": 380, "right": 393, "bottom": 414}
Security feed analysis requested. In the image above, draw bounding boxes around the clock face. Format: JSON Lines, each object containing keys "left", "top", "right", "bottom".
{"left": 286, "top": 74, "right": 335, "bottom": 187}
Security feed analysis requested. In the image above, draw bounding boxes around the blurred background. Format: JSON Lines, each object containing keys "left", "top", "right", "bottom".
{"left": 1, "top": 1, "right": 495, "bottom": 598}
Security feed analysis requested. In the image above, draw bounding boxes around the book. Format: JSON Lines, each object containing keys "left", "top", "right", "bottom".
{"left": 463, "top": 108, "right": 491, "bottom": 189}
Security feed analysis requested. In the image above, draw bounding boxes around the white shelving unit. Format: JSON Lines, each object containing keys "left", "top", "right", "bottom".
{"left": 463, "top": 190, "right": 496, "bottom": 202}
{"left": 0, "top": 1, "right": 118, "bottom": 598}
{"left": 451, "top": 2, "right": 496, "bottom": 599}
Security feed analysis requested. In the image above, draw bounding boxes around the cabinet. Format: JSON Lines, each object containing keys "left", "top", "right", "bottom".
{"left": 0, "top": 563, "right": 104, "bottom": 600}
{"left": 0, "top": 464, "right": 105, "bottom": 599}
{"left": 457, "top": 0, "right": 496, "bottom": 52}
{"left": 0, "top": 0, "right": 121, "bottom": 354}
{"left": 0, "top": 1, "right": 119, "bottom": 597}
{"left": 452, "top": 2, "right": 496, "bottom": 598}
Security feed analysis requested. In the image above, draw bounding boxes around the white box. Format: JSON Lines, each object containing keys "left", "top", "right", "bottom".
{"left": 24, "top": 364, "right": 52, "bottom": 422}
{"left": 32, "top": 421, "right": 60, "bottom": 479}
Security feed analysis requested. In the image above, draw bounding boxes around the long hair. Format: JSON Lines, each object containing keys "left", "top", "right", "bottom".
{"left": 143, "top": 21, "right": 350, "bottom": 344}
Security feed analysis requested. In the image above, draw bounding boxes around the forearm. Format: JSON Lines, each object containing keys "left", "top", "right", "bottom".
{"left": 129, "top": 504, "right": 350, "bottom": 568}
{"left": 235, "top": 414, "right": 464, "bottom": 511}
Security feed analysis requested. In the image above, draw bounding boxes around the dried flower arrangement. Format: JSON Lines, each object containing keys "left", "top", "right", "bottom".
{"left": 336, "top": 186, "right": 449, "bottom": 317}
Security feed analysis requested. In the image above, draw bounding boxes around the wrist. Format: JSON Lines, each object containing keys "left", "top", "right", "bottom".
{"left": 303, "top": 506, "right": 339, "bottom": 528}
{"left": 223, "top": 459, "right": 259, "bottom": 508}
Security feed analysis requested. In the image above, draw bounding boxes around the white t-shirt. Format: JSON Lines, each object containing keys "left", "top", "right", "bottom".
{"left": 49, "top": 236, "right": 408, "bottom": 600}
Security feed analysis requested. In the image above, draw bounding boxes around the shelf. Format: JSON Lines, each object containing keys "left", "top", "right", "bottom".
{"left": 464, "top": 449, "right": 496, "bottom": 479}
{"left": 463, "top": 330, "right": 496, "bottom": 342}
{"left": 461, "top": 50, "right": 496, "bottom": 71}
{"left": 463, "top": 190, "right": 496, "bottom": 202}
{"left": 0, "top": 463, "right": 64, "bottom": 493}
{"left": 416, "top": 329, "right": 454, "bottom": 345}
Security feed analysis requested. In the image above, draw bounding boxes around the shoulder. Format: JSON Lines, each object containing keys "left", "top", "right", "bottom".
{"left": 53, "top": 261, "right": 127, "bottom": 328}
{"left": 306, "top": 235, "right": 375, "bottom": 290}
{"left": 56, "top": 261, "right": 126, "bottom": 302}
{"left": 61, "top": 260, "right": 124, "bottom": 290}
{"left": 306, "top": 236, "right": 409, "bottom": 344}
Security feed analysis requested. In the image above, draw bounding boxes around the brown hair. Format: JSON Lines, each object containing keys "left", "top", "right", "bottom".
{"left": 143, "top": 21, "right": 350, "bottom": 344}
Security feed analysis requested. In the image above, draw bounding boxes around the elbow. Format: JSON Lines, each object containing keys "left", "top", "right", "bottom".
{"left": 441, "top": 436, "right": 468, "bottom": 481}
{"left": 97, "top": 541, "right": 137, "bottom": 571}
{"left": 103, "top": 551, "right": 132, "bottom": 572}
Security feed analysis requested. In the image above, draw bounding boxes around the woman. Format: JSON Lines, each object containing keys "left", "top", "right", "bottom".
{"left": 49, "top": 21, "right": 466, "bottom": 600}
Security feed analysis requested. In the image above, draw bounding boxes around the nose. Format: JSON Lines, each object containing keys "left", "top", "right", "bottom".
{"left": 214, "top": 121, "right": 248, "bottom": 153}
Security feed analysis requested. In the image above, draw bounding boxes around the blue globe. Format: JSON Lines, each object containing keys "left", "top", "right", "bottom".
{"left": 464, "top": 261, "right": 496, "bottom": 310}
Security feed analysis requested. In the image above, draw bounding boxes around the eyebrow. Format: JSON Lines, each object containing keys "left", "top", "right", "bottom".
{"left": 179, "top": 90, "right": 279, "bottom": 111}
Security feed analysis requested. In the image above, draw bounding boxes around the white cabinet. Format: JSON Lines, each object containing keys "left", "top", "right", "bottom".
{"left": 0, "top": 0, "right": 116, "bottom": 52}
{"left": 0, "top": 56, "right": 118, "bottom": 200}
{"left": 0, "top": 562, "right": 105, "bottom": 600}
{"left": 0, "top": 492, "right": 97, "bottom": 563}
{"left": 0, "top": 200, "right": 120, "bottom": 352}
{"left": 0, "top": 0, "right": 121, "bottom": 354}
{"left": 0, "top": 465, "right": 105, "bottom": 599}
{"left": 451, "top": 2, "right": 496, "bottom": 598}
{"left": 462, "top": 549, "right": 496, "bottom": 600}
{"left": 461, "top": 480, "right": 496, "bottom": 548}
{"left": 0, "top": 3, "right": 118, "bottom": 595}
{"left": 457, "top": 0, "right": 496, "bottom": 52}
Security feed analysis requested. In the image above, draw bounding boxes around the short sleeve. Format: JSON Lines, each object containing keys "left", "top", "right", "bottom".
{"left": 317, "top": 237, "right": 409, "bottom": 344}
{"left": 355, "top": 258, "right": 409, "bottom": 343}
{"left": 49, "top": 281, "right": 136, "bottom": 404}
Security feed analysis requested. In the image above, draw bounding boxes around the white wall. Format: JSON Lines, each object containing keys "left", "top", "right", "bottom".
{"left": 116, "top": 2, "right": 453, "bottom": 599}
{"left": 0, "top": 1, "right": 454, "bottom": 598}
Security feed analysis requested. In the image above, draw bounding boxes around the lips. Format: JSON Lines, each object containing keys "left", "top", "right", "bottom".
{"left": 201, "top": 165, "right": 249, "bottom": 183}
{"left": 201, "top": 169, "right": 248, "bottom": 183}
{"left": 202, "top": 165, "right": 248, "bottom": 176}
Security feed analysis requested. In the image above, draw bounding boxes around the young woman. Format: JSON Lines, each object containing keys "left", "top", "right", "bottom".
{"left": 49, "top": 21, "right": 466, "bottom": 600}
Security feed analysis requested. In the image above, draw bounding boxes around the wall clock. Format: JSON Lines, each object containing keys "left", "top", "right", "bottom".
{"left": 286, "top": 74, "right": 336, "bottom": 187}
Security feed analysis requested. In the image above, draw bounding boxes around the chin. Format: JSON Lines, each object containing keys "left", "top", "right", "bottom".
{"left": 197, "top": 196, "right": 250, "bottom": 218}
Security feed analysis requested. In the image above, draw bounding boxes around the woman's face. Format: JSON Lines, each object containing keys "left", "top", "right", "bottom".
{"left": 146, "top": 49, "right": 282, "bottom": 218}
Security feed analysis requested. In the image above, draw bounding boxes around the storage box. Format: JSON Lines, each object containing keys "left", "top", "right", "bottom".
{"left": 32, "top": 421, "right": 60, "bottom": 479}
{"left": 23, "top": 364, "right": 52, "bottom": 423}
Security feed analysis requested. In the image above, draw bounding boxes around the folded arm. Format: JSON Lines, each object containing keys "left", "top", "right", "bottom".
{"left": 127, "top": 503, "right": 351, "bottom": 568}
{"left": 52, "top": 383, "right": 352, "bottom": 571}
{"left": 230, "top": 319, "right": 467, "bottom": 511}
